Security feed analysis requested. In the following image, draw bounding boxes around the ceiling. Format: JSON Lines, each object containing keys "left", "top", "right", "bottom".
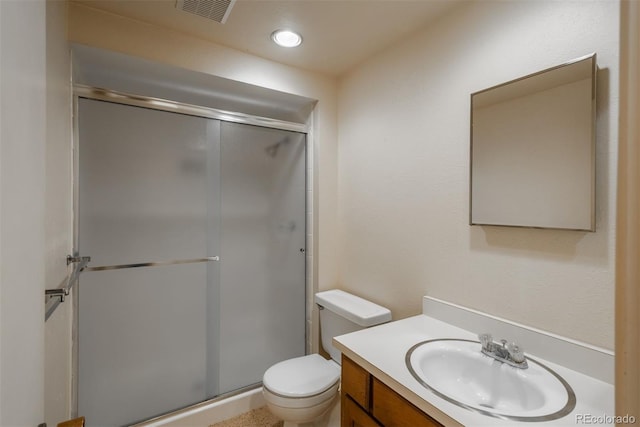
{"left": 71, "top": 0, "right": 464, "bottom": 76}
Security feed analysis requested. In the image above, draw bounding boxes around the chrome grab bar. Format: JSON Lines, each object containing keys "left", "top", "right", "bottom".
{"left": 45, "top": 256, "right": 219, "bottom": 321}
{"left": 84, "top": 256, "right": 219, "bottom": 272}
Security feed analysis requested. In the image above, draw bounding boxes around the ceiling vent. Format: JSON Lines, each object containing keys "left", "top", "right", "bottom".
{"left": 176, "top": 0, "right": 236, "bottom": 24}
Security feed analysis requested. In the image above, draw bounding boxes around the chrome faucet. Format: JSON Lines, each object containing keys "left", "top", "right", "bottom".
{"left": 478, "top": 333, "right": 528, "bottom": 369}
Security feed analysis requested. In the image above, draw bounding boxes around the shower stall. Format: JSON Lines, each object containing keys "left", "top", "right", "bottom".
{"left": 74, "top": 92, "right": 308, "bottom": 426}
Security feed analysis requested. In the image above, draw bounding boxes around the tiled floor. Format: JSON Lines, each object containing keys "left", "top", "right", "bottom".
{"left": 209, "top": 407, "right": 283, "bottom": 427}
{"left": 208, "top": 397, "right": 341, "bottom": 427}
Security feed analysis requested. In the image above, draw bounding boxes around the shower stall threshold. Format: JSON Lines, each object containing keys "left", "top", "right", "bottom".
{"left": 131, "top": 385, "right": 265, "bottom": 427}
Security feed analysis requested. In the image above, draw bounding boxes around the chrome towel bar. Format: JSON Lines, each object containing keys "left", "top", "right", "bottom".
{"left": 45, "top": 256, "right": 219, "bottom": 321}
{"left": 84, "top": 256, "right": 219, "bottom": 272}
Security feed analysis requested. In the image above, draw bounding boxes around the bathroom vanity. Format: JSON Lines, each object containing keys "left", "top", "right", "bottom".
{"left": 342, "top": 355, "right": 442, "bottom": 427}
{"left": 334, "top": 296, "right": 615, "bottom": 426}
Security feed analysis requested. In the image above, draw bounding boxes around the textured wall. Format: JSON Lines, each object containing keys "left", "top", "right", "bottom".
{"left": 337, "top": 0, "right": 618, "bottom": 349}
{"left": 1, "top": 0, "right": 47, "bottom": 424}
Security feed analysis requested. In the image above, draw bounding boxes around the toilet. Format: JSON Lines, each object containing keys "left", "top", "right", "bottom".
{"left": 262, "top": 289, "right": 391, "bottom": 426}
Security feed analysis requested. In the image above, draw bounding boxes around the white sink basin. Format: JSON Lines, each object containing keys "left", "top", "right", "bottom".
{"left": 406, "top": 339, "right": 576, "bottom": 422}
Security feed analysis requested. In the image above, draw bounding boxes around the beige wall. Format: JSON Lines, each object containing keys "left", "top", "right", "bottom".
{"left": 44, "top": 0, "right": 73, "bottom": 425}
{"left": 67, "top": 3, "right": 340, "bottom": 298}
{"left": 337, "top": 0, "right": 618, "bottom": 350}
{"left": 1, "top": 0, "right": 48, "bottom": 424}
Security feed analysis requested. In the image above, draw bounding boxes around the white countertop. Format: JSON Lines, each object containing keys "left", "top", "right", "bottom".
{"left": 333, "top": 314, "right": 614, "bottom": 427}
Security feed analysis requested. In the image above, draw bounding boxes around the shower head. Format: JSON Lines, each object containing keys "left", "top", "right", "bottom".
{"left": 264, "top": 136, "right": 290, "bottom": 158}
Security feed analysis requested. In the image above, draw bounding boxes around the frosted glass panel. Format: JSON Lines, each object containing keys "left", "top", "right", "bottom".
{"left": 77, "top": 99, "right": 220, "bottom": 426}
{"left": 218, "top": 123, "right": 306, "bottom": 393}
{"left": 78, "top": 265, "right": 209, "bottom": 426}
{"left": 78, "top": 98, "right": 217, "bottom": 265}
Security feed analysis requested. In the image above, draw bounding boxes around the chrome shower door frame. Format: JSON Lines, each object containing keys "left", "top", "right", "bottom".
{"left": 70, "top": 85, "right": 314, "bottom": 421}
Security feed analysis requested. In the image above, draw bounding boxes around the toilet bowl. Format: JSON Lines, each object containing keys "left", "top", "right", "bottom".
{"left": 263, "top": 354, "right": 340, "bottom": 424}
{"left": 262, "top": 290, "right": 391, "bottom": 426}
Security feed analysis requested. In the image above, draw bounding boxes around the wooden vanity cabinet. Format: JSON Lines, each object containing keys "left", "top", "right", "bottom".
{"left": 341, "top": 355, "right": 443, "bottom": 427}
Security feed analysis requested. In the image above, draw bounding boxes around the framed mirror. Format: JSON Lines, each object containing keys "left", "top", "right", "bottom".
{"left": 470, "top": 53, "right": 596, "bottom": 231}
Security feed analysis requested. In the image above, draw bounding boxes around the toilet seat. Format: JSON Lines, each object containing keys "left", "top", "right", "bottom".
{"left": 263, "top": 354, "right": 340, "bottom": 405}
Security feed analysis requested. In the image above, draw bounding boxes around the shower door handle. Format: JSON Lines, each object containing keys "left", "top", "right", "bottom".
{"left": 84, "top": 256, "right": 220, "bottom": 272}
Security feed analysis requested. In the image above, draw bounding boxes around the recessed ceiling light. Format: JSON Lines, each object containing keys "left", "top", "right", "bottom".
{"left": 271, "top": 29, "right": 303, "bottom": 48}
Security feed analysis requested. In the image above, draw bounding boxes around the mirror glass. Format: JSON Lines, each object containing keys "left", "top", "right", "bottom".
{"left": 470, "top": 54, "right": 596, "bottom": 231}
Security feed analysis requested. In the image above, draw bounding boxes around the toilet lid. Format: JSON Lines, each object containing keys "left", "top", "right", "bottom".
{"left": 263, "top": 354, "right": 340, "bottom": 398}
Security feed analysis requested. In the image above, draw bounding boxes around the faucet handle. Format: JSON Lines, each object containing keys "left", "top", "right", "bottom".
{"left": 478, "top": 333, "right": 493, "bottom": 350}
{"left": 507, "top": 342, "right": 526, "bottom": 363}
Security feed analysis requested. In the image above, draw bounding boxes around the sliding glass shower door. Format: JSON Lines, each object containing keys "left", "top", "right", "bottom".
{"left": 77, "top": 98, "right": 306, "bottom": 426}
{"left": 217, "top": 122, "right": 307, "bottom": 393}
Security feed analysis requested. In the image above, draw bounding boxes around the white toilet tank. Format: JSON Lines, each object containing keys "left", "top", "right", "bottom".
{"left": 314, "top": 290, "right": 391, "bottom": 364}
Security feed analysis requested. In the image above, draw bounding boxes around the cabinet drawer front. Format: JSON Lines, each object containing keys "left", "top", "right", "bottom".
{"left": 342, "top": 355, "right": 371, "bottom": 409}
{"left": 342, "top": 395, "right": 382, "bottom": 427}
{"left": 372, "top": 378, "right": 442, "bottom": 427}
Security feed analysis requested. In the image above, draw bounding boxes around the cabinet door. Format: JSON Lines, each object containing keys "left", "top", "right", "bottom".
{"left": 342, "top": 355, "right": 371, "bottom": 409}
{"left": 342, "top": 395, "right": 381, "bottom": 427}
{"left": 372, "top": 378, "right": 442, "bottom": 427}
